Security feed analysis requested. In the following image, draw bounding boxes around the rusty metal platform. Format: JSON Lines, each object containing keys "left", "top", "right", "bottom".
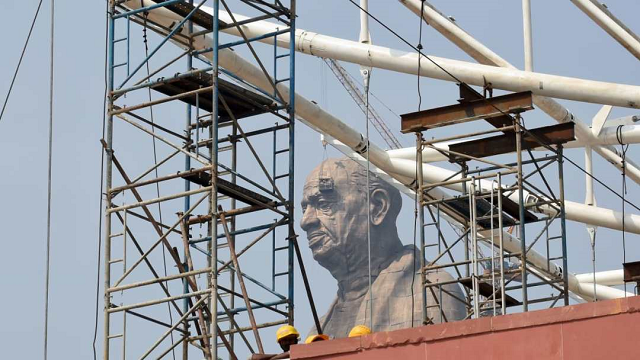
{"left": 149, "top": 0, "right": 226, "bottom": 30}
{"left": 182, "top": 171, "right": 276, "bottom": 208}
{"left": 151, "top": 72, "right": 276, "bottom": 122}
{"left": 401, "top": 91, "right": 534, "bottom": 133}
{"left": 448, "top": 122, "right": 575, "bottom": 162}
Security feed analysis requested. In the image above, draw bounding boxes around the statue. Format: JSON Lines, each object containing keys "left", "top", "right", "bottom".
{"left": 301, "top": 158, "right": 466, "bottom": 339}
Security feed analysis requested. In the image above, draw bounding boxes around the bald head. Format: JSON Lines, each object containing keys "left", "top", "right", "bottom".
{"left": 300, "top": 157, "right": 403, "bottom": 275}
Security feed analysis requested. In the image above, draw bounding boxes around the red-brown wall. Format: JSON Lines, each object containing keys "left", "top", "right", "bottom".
{"left": 291, "top": 295, "right": 640, "bottom": 359}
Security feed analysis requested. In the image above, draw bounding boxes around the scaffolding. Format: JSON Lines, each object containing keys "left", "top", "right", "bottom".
{"left": 102, "top": 1, "right": 312, "bottom": 359}
{"left": 403, "top": 86, "right": 572, "bottom": 323}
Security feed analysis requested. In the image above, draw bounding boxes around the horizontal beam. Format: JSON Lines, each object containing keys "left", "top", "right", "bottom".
{"left": 448, "top": 122, "right": 575, "bottom": 161}
{"left": 401, "top": 91, "right": 533, "bottom": 132}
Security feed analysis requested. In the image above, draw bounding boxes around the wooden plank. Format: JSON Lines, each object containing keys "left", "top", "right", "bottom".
{"left": 401, "top": 91, "right": 534, "bottom": 133}
{"left": 448, "top": 122, "right": 575, "bottom": 162}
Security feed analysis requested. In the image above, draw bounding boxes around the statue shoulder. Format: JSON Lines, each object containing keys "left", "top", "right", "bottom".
{"left": 378, "top": 245, "right": 419, "bottom": 276}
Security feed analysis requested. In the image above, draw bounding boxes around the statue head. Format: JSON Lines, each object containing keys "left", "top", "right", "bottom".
{"left": 300, "top": 158, "right": 403, "bottom": 278}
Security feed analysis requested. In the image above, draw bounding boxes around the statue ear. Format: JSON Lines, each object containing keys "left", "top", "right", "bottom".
{"left": 370, "top": 188, "right": 391, "bottom": 226}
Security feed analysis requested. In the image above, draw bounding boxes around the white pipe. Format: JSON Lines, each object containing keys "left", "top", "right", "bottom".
{"left": 573, "top": 280, "right": 632, "bottom": 300}
{"left": 398, "top": 0, "right": 640, "bottom": 185}
{"left": 210, "top": 10, "right": 640, "bottom": 109}
{"left": 571, "top": 0, "right": 640, "bottom": 61}
{"left": 358, "top": 0, "right": 371, "bottom": 45}
{"left": 576, "top": 270, "right": 624, "bottom": 286}
{"left": 522, "top": 0, "right": 534, "bottom": 71}
{"left": 593, "top": 124, "right": 640, "bottom": 145}
{"left": 388, "top": 156, "right": 640, "bottom": 236}
{"left": 122, "top": 1, "right": 620, "bottom": 302}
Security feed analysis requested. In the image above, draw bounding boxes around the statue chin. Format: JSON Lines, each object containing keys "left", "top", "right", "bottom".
{"left": 310, "top": 242, "right": 343, "bottom": 271}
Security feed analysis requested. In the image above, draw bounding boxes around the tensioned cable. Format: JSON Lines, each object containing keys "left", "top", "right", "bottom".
{"left": 617, "top": 125, "right": 629, "bottom": 295}
{"left": 0, "top": 0, "right": 44, "bottom": 123}
{"left": 141, "top": 9, "right": 177, "bottom": 359}
{"left": 411, "top": 0, "right": 426, "bottom": 326}
{"left": 342, "top": 67, "right": 402, "bottom": 120}
{"left": 43, "top": 1, "right": 54, "bottom": 359}
{"left": 365, "top": 75, "right": 373, "bottom": 330}
{"left": 93, "top": 2, "right": 109, "bottom": 359}
{"left": 417, "top": 0, "right": 425, "bottom": 111}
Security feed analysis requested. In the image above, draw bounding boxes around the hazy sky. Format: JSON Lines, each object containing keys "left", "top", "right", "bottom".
{"left": 1, "top": 0, "right": 640, "bottom": 358}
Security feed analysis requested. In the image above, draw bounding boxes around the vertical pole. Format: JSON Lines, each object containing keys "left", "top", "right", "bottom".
{"left": 183, "top": 2, "right": 194, "bottom": 358}
{"left": 287, "top": 0, "right": 297, "bottom": 326}
{"left": 470, "top": 178, "right": 479, "bottom": 317}
{"left": 272, "top": 127, "right": 277, "bottom": 292}
{"left": 104, "top": 2, "right": 116, "bottom": 359}
{"left": 490, "top": 181, "right": 496, "bottom": 316}
{"left": 416, "top": 132, "right": 427, "bottom": 325}
{"left": 210, "top": 0, "right": 220, "bottom": 358}
{"left": 522, "top": 0, "right": 534, "bottom": 71}
{"left": 461, "top": 164, "right": 470, "bottom": 279}
{"left": 515, "top": 116, "right": 528, "bottom": 312}
{"left": 497, "top": 173, "right": 506, "bottom": 315}
{"left": 558, "top": 147, "right": 569, "bottom": 306}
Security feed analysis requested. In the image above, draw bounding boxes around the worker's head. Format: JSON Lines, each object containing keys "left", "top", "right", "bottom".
{"left": 348, "top": 325, "right": 372, "bottom": 337}
{"left": 304, "top": 334, "right": 329, "bottom": 344}
{"left": 300, "top": 158, "right": 403, "bottom": 277}
{"left": 276, "top": 325, "right": 300, "bottom": 352}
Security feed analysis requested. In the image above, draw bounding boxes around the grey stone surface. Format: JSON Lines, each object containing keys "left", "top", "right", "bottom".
{"left": 301, "top": 158, "right": 466, "bottom": 339}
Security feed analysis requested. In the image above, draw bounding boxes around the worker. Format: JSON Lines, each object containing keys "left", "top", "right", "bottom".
{"left": 276, "top": 325, "right": 300, "bottom": 352}
{"left": 348, "top": 325, "right": 371, "bottom": 337}
{"left": 249, "top": 326, "right": 301, "bottom": 360}
{"left": 305, "top": 334, "right": 329, "bottom": 344}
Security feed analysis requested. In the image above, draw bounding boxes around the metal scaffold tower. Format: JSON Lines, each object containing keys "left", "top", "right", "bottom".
{"left": 403, "top": 86, "right": 571, "bottom": 323}
{"left": 102, "top": 1, "right": 305, "bottom": 358}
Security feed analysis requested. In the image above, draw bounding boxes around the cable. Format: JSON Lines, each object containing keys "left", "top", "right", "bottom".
{"left": 617, "top": 125, "right": 629, "bottom": 295}
{"left": 412, "top": 0, "right": 426, "bottom": 325}
{"left": 0, "top": 0, "right": 44, "bottom": 123}
{"left": 417, "top": 0, "right": 425, "bottom": 111}
{"left": 43, "top": 1, "right": 54, "bottom": 360}
{"left": 410, "top": 140, "right": 419, "bottom": 327}
{"left": 365, "top": 75, "right": 373, "bottom": 330}
{"left": 142, "top": 9, "right": 177, "bottom": 359}
{"left": 93, "top": 2, "right": 110, "bottom": 359}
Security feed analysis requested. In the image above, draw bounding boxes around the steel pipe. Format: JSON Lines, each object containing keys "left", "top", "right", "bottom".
{"left": 571, "top": 0, "right": 640, "bottom": 61}
{"left": 576, "top": 269, "right": 625, "bottom": 286}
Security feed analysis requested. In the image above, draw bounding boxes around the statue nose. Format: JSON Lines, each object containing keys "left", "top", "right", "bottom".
{"left": 300, "top": 206, "right": 319, "bottom": 231}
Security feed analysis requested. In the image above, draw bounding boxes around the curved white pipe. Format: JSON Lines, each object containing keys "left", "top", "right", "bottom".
{"left": 576, "top": 270, "right": 624, "bottom": 286}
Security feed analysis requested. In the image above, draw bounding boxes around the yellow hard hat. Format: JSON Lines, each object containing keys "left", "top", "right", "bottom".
{"left": 305, "top": 334, "right": 329, "bottom": 344}
{"left": 348, "top": 325, "right": 371, "bottom": 337}
{"left": 276, "top": 325, "right": 300, "bottom": 343}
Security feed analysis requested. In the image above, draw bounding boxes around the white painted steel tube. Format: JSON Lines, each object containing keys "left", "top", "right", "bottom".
{"left": 398, "top": 0, "right": 640, "bottom": 185}
{"left": 522, "top": 0, "right": 534, "bottom": 71}
{"left": 593, "top": 124, "right": 640, "bottom": 145}
{"left": 212, "top": 10, "right": 640, "bottom": 109}
{"left": 571, "top": 0, "right": 640, "bottom": 61}
{"left": 576, "top": 270, "right": 624, "bottom": 286}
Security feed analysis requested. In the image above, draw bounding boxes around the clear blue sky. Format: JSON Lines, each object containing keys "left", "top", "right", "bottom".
{"left": 1, "top": 0, "right": 639, "bottom": 358}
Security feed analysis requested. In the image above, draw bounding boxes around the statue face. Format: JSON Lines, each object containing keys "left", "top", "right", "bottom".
{"left": 300, "top": 162, "right": 369, "bottom": 271}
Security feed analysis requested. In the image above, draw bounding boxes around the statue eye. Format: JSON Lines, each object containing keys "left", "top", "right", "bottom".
{"left": 317, "top": 200, "right": 332, "bottom": 212}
